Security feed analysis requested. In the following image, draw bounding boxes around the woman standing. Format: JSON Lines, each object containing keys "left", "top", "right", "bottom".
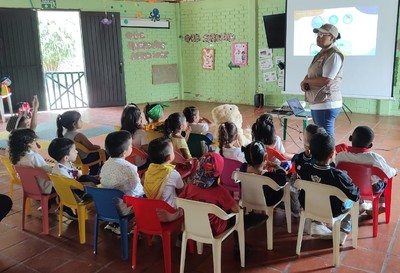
{"left": 300, "top": 24, "right": 343, "bottom": 138}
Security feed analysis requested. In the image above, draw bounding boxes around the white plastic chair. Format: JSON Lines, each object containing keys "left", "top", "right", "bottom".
{"left": 175, "top": 198, "right": 245, "bottom": 273}
{"left": 294, "top": 179, "right": 359, "bottom": 267}
{"left": 232, "top": 171, "right": 291, "bottom": 250}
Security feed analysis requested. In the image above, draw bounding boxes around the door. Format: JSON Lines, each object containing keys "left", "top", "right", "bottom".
{"left": 0, "top": 9, "right": 45, "bottom": 110}
{"left": 80, "top": 12, "right": 126, "bottom": 107}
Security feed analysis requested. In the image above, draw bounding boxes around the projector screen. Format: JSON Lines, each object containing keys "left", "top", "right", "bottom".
{"left": 285, "top": 0, "right": 399, "bottom": 99}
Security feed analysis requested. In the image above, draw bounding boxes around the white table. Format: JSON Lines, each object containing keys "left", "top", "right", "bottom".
{"left": 0, "top": 93, "right": 14, "bottom": 122}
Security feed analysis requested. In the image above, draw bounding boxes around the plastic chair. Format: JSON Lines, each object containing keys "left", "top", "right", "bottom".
{"left": 0, "top": 155, "right": 31, "bottom": 214}
{"left": 220, "top": 158, "right": 242, "bottom": 198}
{"left": 123, "top": 196, "right": 184, "bottom": 273}
{"left": 175, "top": 198, "right": 245, "bottom": 273}
{"left": 337, "top": 162, "right": 392, "bottom": 237}
{"left": 294, "top": 179, "right": 359, "bottom": 267}
{"left": 74, "top": 142, "right": 106, "bottom": 175}
{"left": 14, "top": 166, "right": 58, "bottom": 235}
{"left": 187, "top": 133, "right": 213, "bottom": 158}
{"left": 173, "top": 151, "right": 199, "bottom": 180}
{"left": 48, "top": 174, "right": 93, "bottom": 244}
{"left": 84, "top": 186, "right": 134, "bottom": 260}
{"left": 265, "top": 146, "right": 294, "bottom": 173}
{"left": 232, "top": 171, "right": 291, "bottom": 250}
{"left": 126, "top": 146, "right": 148, "bottom": 177}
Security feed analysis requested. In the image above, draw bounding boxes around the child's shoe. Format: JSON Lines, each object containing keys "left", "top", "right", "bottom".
{"left": 104, "top": 223, "right": 121, "bottom": 235}
{"left": 340, "top": 231, "right": 348, "bottom": 246}
{"left": 62, "top": 207, "right": 78, "bottom": 221}
{"left": 310, "top": 222, "right": 332, "bottom": 239}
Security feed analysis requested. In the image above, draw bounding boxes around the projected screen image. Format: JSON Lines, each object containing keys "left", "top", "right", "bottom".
{"left": 293, "top": 6, "right": 378, "bottom": 56}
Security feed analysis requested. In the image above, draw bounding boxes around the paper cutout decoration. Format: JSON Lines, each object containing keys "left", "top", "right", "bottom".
{"left": 202, "top": 48, "right": 215, "bottom": 70}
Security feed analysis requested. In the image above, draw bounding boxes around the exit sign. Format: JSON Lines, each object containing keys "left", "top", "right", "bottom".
{"left": 41, "top": 0, "right": 56, "bottom": 9}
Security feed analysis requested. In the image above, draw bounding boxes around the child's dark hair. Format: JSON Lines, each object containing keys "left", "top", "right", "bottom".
{"left": 305, "top": 124, "right": 326, "bottom": 135}
{"left": 310, "top": 132, "right": 335, "bottom": 161}
{"left": 48, "top": 138, "right": 75, "bottom": 162}
{"left": 164, "top": 112, "right": 186, "bottom": 137}
{"left": 148, "top": 137, "right": 172, "bottom": 164}
{"left": 56, "top": 110, "right": 81, "bottom": 137}
{"left": 105, "top": 130, "right": 132, "bottom": 158}
{"left": 218, "top": 122, "right": 238, "bottom": 157}
{"left": 183, "top": 106, "right": 198, "bottom": 123}
{"left": 351, "top": 126, "right": 374, "bottom": 148}
{"left": 252, "top": 114, "right": 276, "bottom": 145}
{"left": 121, "top": 103, "right": 142, "bottom": 136}
{"left": 242, "top": 141, "right": 266, "bottom": 167}
{"left": 8, "top": 128, "right": 38, "bottom": 165}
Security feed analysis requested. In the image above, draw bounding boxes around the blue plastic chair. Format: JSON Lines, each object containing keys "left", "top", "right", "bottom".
{"left": 84, "top": 186, "right": 134, "bottom": 260}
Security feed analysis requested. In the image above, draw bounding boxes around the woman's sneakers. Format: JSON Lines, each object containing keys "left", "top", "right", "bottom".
{"left": 104, "top": 223, "right": 121, "bottom": 235}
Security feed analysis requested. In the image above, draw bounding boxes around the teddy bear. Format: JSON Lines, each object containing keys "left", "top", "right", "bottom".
{"left": 211, "top": 104, "right": 252, "bottom": 146}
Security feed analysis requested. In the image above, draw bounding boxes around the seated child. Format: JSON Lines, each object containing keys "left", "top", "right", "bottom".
{"left": 290, "top": 124, "right": 326, "bottom": 216}
{"left": 120, "top": 103, "right": 150, "bottom": 170}
{"left": 183, "top": 106, "right": 213, "bottom": 137}
{"left": 336, "top": 126, "right": 397, "bottom": 210}
{"left": 179, "top": 152, "right": 261, "bottom": 258}
{"left": 144, "top": 137, "right": 184, "bottom": 222}
{"left": 143, "top": 103, "right": 169, "bottom": 142}
{"left": 57, "top": 110, "right": 103, "bottom": 175}
{"left": 6, "top": 95, "right": 39, "bottom": 132}
{"left": 164, "top": 112, "right": 192, "bottom": 159}
{"left": 240, "top": 141, "right": 287, "bottom": 206}
{"left": 48, "top": 137, "right": 93, "bottom": 220}
{"left": 218, "top": 122, "right": 245, "bottom": 162}
{"left": 297, "top": 132, "right": 360, "bottom": 245}
{"left": 100, "top": 131, "right": 144, "bottom": 233}
{"left": 8, "top": 128, "right": 53, "bottom": 194}
{"left": 252, "top": 114, "right": 293, "bottom": 170}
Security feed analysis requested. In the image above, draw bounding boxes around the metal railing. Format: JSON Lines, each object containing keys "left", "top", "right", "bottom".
{"left": 44, "top": 72, "right": 88, "bottom": 110}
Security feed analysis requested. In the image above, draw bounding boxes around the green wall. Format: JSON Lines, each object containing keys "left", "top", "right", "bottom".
{"left": 0, "top": 0, "right": 181, "bottom": 104}
{"left": 1, "top": 0, "right": 400, "bottom": 115}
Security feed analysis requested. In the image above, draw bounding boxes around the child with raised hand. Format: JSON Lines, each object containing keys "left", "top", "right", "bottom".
{"left": 183, "top": 106, "right": 213, "bottom": 136}
{"left": 336, "top": 126, "right": 397, "bottom": 213}
{"left": 120, "top": 103, "right": 150, "bottom": 170}
{"left": 144, "top": 137, "right": 184, "bottom": 222}
{"left": 218, "top": 122, "right": 245, "bottom": 162}
{"left": 252, "top": 113, "right": 293, "bottom": 170}
{"left": 57, "top": 110, "right": 102, "bottom": 175}
{"left": 164, "top": 112, "right": 192, "bottom": 159}
{"left": 240, "top": 141, "right": 287, "bottom": 206}
{"left": 6, "top": 95, "right": 39, "bottom": 132}
{"left": 297, "top": 132, "right": 360, "bottom": 245}
{"left": 8, "top": 128, "right": 53, "bottom": 194}
{"left": 100, "top": 131, "right": 144, "bottom": 234}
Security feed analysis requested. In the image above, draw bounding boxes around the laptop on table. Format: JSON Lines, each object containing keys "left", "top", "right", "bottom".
{"left": 286, "top": 98, "right": 311, "bottom": 117}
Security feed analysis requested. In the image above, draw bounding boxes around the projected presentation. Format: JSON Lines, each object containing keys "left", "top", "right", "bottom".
{"left": 293, "top": 6, "right": 378, "bottom": 56}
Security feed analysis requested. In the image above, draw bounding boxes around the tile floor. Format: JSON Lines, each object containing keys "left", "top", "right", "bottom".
{"left": 0, "top": 101, "right": 399, "bottom": 273}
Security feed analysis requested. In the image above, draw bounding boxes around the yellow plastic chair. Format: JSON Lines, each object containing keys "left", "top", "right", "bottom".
{"left": 48, "top": 174, "right": 93, "bottom": 244}
{"left": 0, "top": 155, "right": 31, "bottom": 214}
{"left": 74, "top": 142, "right": 106, "bottom": 175}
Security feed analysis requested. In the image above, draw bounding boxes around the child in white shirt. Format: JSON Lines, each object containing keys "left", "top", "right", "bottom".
{"left": 8, "top": 128, "right": 53, "bottom": 194}
{"left": 218, "top": 122, "right": 245, "bottom": 162}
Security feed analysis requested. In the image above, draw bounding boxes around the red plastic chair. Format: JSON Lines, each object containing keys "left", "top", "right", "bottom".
{"left": 265, "top": 146, "right": 294, "bottom": 173}
{"left": 14, "top": 166, "right": 58, "bottom": 235}
{"left": 123, "top": 196, "right": 190, "bottom": 273}
{"left": 337, "top": 162, "right": 393, "bottom": 237}
{"left": 173, "top": 151, "right": 199, "bottom": 180}
{"left": 126, "top": 146, "right": 149, "bottom": 177}
{"left": 220, "top": 158, "right": 242, "bottom": 198}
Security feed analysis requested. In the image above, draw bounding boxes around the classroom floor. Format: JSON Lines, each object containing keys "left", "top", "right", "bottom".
{"left": 0, "top": 101, "right": 399, "bottom": 273}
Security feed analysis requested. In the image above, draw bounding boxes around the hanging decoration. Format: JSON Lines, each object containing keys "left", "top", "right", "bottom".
{"left": 149, "top": 8, "right": 161, "bottom": 22}
{"left": 101, "top": 0, "right": 114, "bottom": 25}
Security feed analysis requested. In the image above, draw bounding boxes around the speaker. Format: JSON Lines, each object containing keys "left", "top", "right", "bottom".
{"left": 254, "top": 94, "right": 264, "bottom": 108}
